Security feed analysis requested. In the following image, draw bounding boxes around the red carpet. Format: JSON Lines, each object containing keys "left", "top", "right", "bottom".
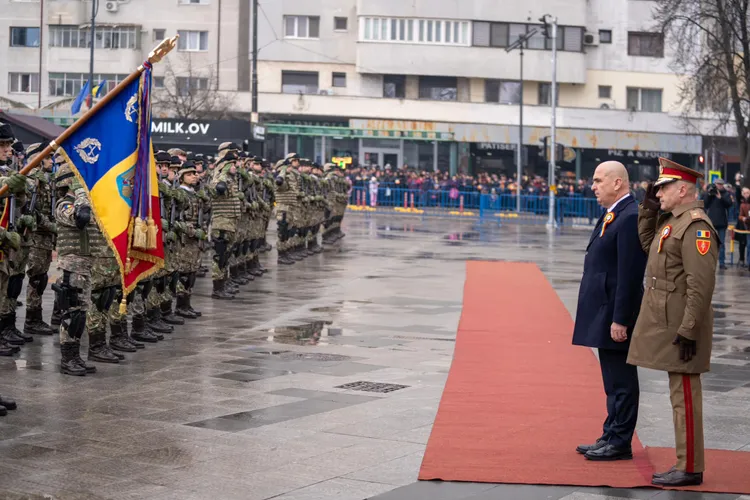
{"left": 418, "top": 261, "right": 750, "bottom": 494}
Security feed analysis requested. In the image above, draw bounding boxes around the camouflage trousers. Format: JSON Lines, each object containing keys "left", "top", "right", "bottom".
{"left": 88, "top": 257, "right": 119, "bottom": 336}
{"left": 25, "top": 247, "right": 52, "bottom": 311}
{"left": 56, "top": 257, "right": 92, "bottom": 344}
{"left": 176, "top": 241, "right": 201, "bottom": 274}
{"left": 0, "top": 268, "right": 9, "bottom": 321}
{"left": 211, "top": 229, "right": 235, "bottom": 280}
{"left": 1, "top": 245, "right": 30, "bottom": 316}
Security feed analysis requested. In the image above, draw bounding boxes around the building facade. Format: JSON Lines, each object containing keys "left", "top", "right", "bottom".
{"left": 0, "top": 0, "right": 736, "bottom": 180}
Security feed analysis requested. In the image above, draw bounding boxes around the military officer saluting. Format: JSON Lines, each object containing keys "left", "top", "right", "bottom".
{"left": 628, "top": 158, "right": 718, "bottom": 487}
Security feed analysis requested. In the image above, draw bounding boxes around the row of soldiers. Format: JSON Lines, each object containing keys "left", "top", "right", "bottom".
{"left": 0, "top": 121, "right": 350, "bottom": 415}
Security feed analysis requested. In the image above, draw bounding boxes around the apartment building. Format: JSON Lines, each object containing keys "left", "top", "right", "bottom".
{"left": 0, "top": 0, "right": 733, "bottom": 178}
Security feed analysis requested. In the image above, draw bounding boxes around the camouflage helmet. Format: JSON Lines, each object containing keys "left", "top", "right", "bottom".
{"left": 55, "top": 162, "right": 77, "bottom": 188}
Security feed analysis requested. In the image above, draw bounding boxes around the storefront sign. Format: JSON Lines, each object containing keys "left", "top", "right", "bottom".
{"left": 477, "top": 143, "right": 516, "bottom": 151}
{"left": 252, "top": 124, "right": 266, "bottom": 141}
{"left": 151, "top": 120, "right": 211, "bottom": 135}
{"left": 265, "top": 124, "right": 453, "bottom": 141}
{"left": 607, "top": 149, "right": 672, "bottom": 160}
{"left": 150, "top": 119, "right": 251, "bottom": 141}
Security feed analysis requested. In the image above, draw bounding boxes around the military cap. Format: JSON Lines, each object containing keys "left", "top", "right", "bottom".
{"left": 250, "top": 155, "right": 262, "bottom": 163}
{"left": 186, "top": 153, "right": 195, "bottom": 161}
{"left": 654, "top": 158, "right": 704, "bottom": 187}
{"left": 284, "top": 152, "right": 299, "bottom": 162}
{"left": 206, "top": 155, "right": 214, "bottom": 162}
{"left": 274, "top": 159, "right": 286, "bottom": 169}
{"left": 155, "top": 151, "right": 172, "bottom": 164}
{"left": 218, "top": 151, "right": 238, "bottom": 163}
{"left": 194, "top": 154, "right": 205, "bottom": 163}
{"left": 323, "top": 162, "right": 336, "bottom": 172}
{"left": 178, "top": 160, "right": 197, "bottom": 178}
{"left": 0, "top": 122, "right": 15, "bottom": 143}
{"left": 12, "top": 140, "right": 25, "bottom": 154}
{"left": 169, "top": 155, "right": 182, "bottom": 168}
{"left": 218, "top": 142, "right": 240, "bottom": 154}
{"left": 167, "top": 148, "right": 186, "bottom": 157}
{"left": 25, "top": 142, "right": 45, "bottom": 158}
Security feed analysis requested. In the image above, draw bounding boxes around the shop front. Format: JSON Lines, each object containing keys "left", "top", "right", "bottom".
{"left": 150, "top": 118, "right": 262, "bottom": 156}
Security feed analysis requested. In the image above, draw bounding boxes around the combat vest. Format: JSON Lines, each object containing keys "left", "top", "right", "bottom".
{"left": 56, "top": 195, "right": 108, "bottom": 257}
{"left": 210, "top": 169, "right": 240, "bottom": 231}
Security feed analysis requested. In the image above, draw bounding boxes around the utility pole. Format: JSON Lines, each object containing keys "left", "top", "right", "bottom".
{"left": 38, "top": 0, "right": 44, "bottom": 108}
{"left": 88, "top": 0, "right": 98, "bottom": 108}
{"left": 505, "top": 28, "right": 538, "bottom": 213}
{"left": 251, "top": 0, "right": 259, "bottom": 117}
{"left": 541, "top": 14, "right": 558, "bottom": 228}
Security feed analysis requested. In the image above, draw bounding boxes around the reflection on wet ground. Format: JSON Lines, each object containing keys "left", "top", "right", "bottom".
{"left": 0, "top": 214, "right": 748, "bottom": 500}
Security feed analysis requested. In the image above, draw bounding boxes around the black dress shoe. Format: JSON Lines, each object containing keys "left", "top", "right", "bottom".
{"left": 576, "top": 439, "right": 606, "bottom": 455}
{"left": 584, "top": 443, "right": 633, "bottom": 461}
{"left": 652, "top": 466, "right": 676, "bottom": 479}
{"left": 652, "top": 469, "right": 703, "bottom": 486}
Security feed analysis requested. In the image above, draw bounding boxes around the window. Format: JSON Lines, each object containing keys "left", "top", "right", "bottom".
{"left": 419, "top": 76, "right": 457, "bottom": 101}
{"left": 383, "top": 75, "right": 405, "bottom": 98}
{"left": 154, "top": 77, "right": 165, "bottom": 88}
{"left": 473, "top": 22, "right": 490, "bottom": 46}
{"left": 10, "top": 27, "right": 40, "bottom": 47}
{"left": 332, "top": 72, "right": 346, "bottom": 87}
{"left": 538, "top": 82, "right": 559, "bottom": 106}
{"left": 491, "top": 23, "right": 509, "bottom": 47}
{"left": 361, "top": 17, "right": 470, "bottom": 46}
{"left": 48, "top": 73, "right": 128, "bottom": 96}
{"left": 472, "top": 21, "right": 582, "bottom": 51}
{"left": 598, "top": 85, "right": 612, "bottom": 99}
{"left": 8, "top": 73, "right": 39, "bottom": 93}
{"left": 334, "top": 17, "right": 348, "bottom": 31}
{"left": 562, "top": 27, "right": 582, "bottom": 51}
{"left": 599, "top": 30, "right": 612, "bottom": 43}
{"left": 179, "top": 0, "right": 209, "bottom": 3}
{"left": 49, "top": 25, "right": 140, "bottom": 49}
{"left": 176, "top": 77, "right": 209, "bottom": 96}
{"left": 177, "top": 30, "right": 208, "bottom": 51}
{"left": 628, "top": 32, "right": 664, "bottom": 57}
{"left": 285, "top": 16, "right": 320, "bottom": 39}
{"left": 153, "top": 29, "right": 165, "bottom": 41}
{"left": 281, "top": 71, "right": 318, "bottom": 94}
{"left": 626, "top": 87, "right": 662, "bottom": 112}
{"left": 486, "top": 80, "right": 521, "bottom": 104}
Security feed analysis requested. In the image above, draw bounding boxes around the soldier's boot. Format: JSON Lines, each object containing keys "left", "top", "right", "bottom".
{"left": 311, "top": 238, "right": 324, "bottom": 254}
{"left": 0, "top": 338, "right": 17, "bottom": 356}
{"left": 278, "top": 250, "right": 294, "bottom": 265}
{"left": 212, "top": 279, "right": 234, "bottom": 300}
{"left": 131, "top": 315, "right": 159, "bottom": 343}
{"left": 226, "top": 279, "right": 240, "bottom": 295}
{"left": 23, "top": 308, "right": 55, "bottom": 336}
{"left": 0, "top": 315, "right": 21, "bottom": 352}
{"left": 147, "top": 307, "right": 174, "bottom": 333}
{"left": 73, "top": 345, "right": 97, "bottom": 373}
{"left": 109, "top": 322, "right": 137, "bottom": 353}
{"left": 161, "top": 300, "right": 185, "bottom": 325}
{"left": 243, "top": 261, "right": 257, "bottom": 280}
{"left": 290, "top": 246, "right": 305, "bottom": 261}
{"left": 196, "top": 266, "right": 207, "bottom": 278}
{"left": 51, "top": 298, "right": 63, "bottom": 329}
{"left": 144, "top": 322, "right": 165, "bottom": 341}
{"left": 231, "top": 265, "right": 250, "bottom": 285}
{"left": 186, "top": 293, "right": 202, "bottom": 317}
{"left": 248, "top": 257, "right": 263, "bottom": 277}
{"left": 60, "top": 342, "right": 87, "bottom": 376}
{"left": 3, "top": 313, "right": 32, "bottom": 344}
{"left": 263, "top": 239, "right": 273, "bottom": 252}
{"left": 0, "top": 395, "right": 17, "bottom": 410}
{"left": 120, "top": 320, "right": 144, "bottom": 349}
{"left": 175, "top": 294, "right": 197, "bottom": 319}
{"left": 88, "top": 330, "right": 120, "bottom": 364}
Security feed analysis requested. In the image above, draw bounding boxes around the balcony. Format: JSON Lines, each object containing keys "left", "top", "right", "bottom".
{"left": 356, "top": 42, "right": 586, "bottom": 84}
{"left": 47, "top": 0, "right": 88, "bottom": 25}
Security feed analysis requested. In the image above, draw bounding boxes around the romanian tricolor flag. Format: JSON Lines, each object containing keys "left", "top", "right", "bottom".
{"left": 57, "top": 63, "right": 164, "bottom": 308}
{"left": 0, "top": 194, "right": 9, "bottom": 263}
{"left": 696, "top": 229, "right": 710, "bottom": 239}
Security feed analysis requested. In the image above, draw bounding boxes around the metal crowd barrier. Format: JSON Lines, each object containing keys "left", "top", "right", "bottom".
{"left": 347, "top": 187, "right": 605, "bottom": 225}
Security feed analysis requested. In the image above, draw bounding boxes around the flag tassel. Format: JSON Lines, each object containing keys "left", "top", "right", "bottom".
{"left": 146, "top": 216, "right": 158, "bottom": 249}
{"left": 132, "top": 217, "right": 149, "bottom": 249}
{"left": 119, "top": 296, "right": 127, "bottom": 315}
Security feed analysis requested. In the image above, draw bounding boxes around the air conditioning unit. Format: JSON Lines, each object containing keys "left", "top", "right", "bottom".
{"left": 583, "top": 32, "right": 598, "bottom": 46}
{"left": 105, "top": 1, "right": 119, "bottom": 12}
{"left": 319, "top": 89, "right": 333, "bottom": 96}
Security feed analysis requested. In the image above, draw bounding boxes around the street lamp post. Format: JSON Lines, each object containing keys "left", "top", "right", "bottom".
{"left": 505, "top": 28, "right": 538, "bottom": 213}
{"left": 541, "top": 14, "right": 558, "bottom": 228}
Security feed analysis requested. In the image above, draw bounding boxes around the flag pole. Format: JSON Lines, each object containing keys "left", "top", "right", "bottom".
{"left": 0, "top": 35, "right": 179, "bottom": 198}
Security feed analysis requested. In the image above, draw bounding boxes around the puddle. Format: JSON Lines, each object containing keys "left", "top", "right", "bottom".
{"left": 443, "top": 231, "right": 481, "bottom": 241}
{"left": 263, "top": 321, "right": 353, "bottom": 346}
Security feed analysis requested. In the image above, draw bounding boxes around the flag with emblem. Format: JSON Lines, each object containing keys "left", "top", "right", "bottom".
{"left": 696, "top": 229, "right": 710, "bottom": 239}
{"left": 57, "top": 62, "right": 164, "bottom": 308}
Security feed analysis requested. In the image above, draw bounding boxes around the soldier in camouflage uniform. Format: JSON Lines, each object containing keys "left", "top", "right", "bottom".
{"left": 274, "top": 153, "right": 300, "bottom": 265}
{"left": 309, "top": 163, "right": 325, "bottom": 253}
{"left": 259, "top": 159, "right": 275, "bottom": 253}
{"left": 323, "top": 164, "right": 349, "bottom": 242}
{"left": 173, "top": 162, "right": 207, "bottom": 318}
{"left": 159, "top": 157, "right": 189, "bottom": 324}
{"left": 0, "top": 122, "right": 25, "bottom": 358}
{"left": 231, "top": 153, "right": 252, "bottom": 285}
{"left": 22, "top": 143, "right": 57, "bottom": 336}
{"left": 144, "top": 154, "right": 182, "bottom": 334}
{"left": 210, "top": 146, "right": 242, "bottom": 298}
{"left": 0, "top": 139, "right": 35, "bottom": 345}
{"left": 0, "top": 122, "right": 21, "bottom": 415}
{"left": 247, "top": 156, "right": 269, "bottom": 275}
{"left": 53, "top": 162, "right": 113, "bottom": 375}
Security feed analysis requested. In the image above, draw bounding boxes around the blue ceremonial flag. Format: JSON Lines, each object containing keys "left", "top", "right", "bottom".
{"left": 71, "top": 80, "right": 90, "bottom": 114}
{"left": 57, "top": 62, "right": 164, "bottom": 306}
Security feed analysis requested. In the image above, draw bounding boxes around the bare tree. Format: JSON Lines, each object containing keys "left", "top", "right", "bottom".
{"left": 153, "top": 53, "right": 235, "bottom": 120}
{"left": 654, "top": 0, "right": 750, "bottom": 183}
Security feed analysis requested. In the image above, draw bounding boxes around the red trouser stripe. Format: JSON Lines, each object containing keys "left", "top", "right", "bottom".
{"left": 683, "top": 375, "right": 695, "bottom": 473}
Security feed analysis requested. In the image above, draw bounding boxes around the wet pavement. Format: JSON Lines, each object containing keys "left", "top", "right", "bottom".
{"left": 0, "top": 214, "right": 749, "bottom": 500}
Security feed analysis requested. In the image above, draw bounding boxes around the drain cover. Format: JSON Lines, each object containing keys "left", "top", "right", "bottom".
{"left": 335, "top": 381, "right": 409, "bottom": 393}
{"left": 278, "top": 352, "right": 351, "bottom": 361}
